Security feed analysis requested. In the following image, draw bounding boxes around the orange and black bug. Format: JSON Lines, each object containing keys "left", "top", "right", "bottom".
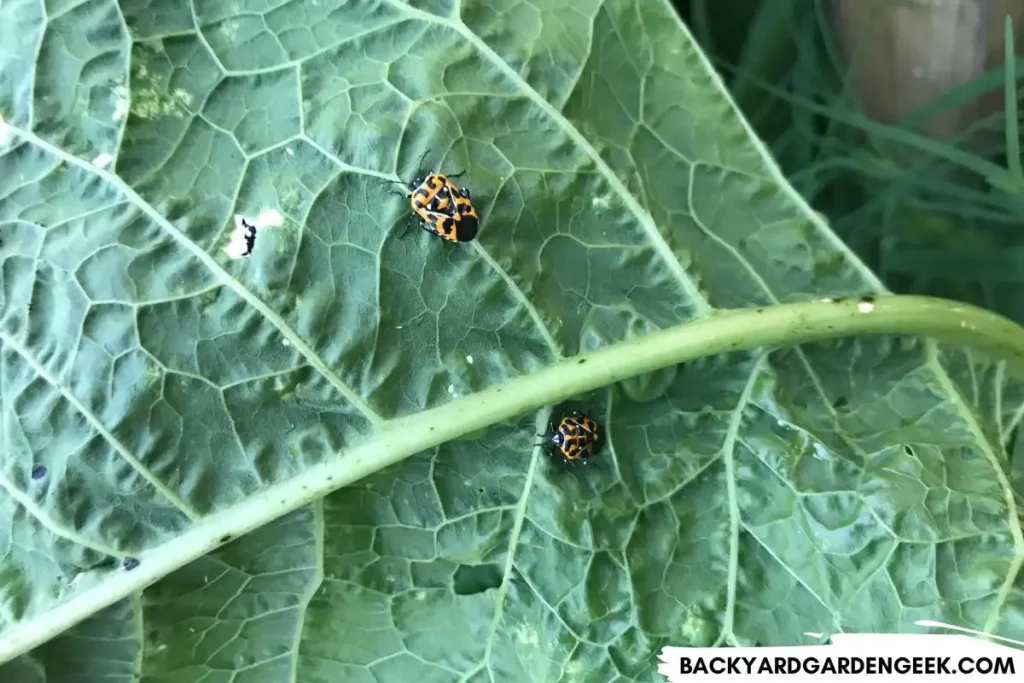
{"left": 540, "top": 410, "right": 605, "bottom": 464}
{"left": 390, "top": 150, "right": 480, "bottom": 243}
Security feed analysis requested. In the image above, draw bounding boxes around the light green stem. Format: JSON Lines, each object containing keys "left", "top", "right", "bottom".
{"left": 3, "top": 294, "right": 1023, "bottom": 662}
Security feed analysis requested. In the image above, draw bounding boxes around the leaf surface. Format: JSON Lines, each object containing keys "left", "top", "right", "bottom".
{"left": 2, "top": 0, "right": 1024, "bottom": 680}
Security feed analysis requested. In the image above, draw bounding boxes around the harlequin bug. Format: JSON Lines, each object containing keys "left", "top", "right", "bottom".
{"left": 391, "top": 150, "right": 480, "bottom": 243}
{"left": 539, "top": 410, "right": 605, "bottom": 464}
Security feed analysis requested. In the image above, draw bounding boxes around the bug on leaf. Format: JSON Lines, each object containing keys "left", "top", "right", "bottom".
{"left": 539, "top": 410, "right": 605, "bottom": 464}
{"left": 390, "top": 149, "right": 480, "bottom": 243}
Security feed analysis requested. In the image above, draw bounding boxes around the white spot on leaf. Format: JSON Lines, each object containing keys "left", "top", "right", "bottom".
{"left": 857, "top": 300, "right": 875, "bottom": 313}
{"left": 91, "top": 152, "right": 114, "bottom": 169}
{"left": 0, "top": 115, "right": 11, "bottom": 145}
{"left": 282, "top": 338, "right": 291, "bottom": 347}
{"left": 466, "top": 355, "right": 474, "bottom": 364}
{"left": 254, "top": 208, "right": 284, "bottom": 229}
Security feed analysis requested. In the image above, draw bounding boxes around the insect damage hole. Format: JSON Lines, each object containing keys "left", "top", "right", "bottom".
{"left": 223, "top": 209, "right": 285, "bottom": 259}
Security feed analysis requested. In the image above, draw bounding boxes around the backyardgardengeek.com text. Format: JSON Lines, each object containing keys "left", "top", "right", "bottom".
{"left": 677, "top": 655, "right": 1016, "bottom": 676}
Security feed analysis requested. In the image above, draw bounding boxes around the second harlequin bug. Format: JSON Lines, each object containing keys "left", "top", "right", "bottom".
{"left": 539, "top": 410, "right": 605, "bottom": 464}
{"left": 390, "top": 149, "right": 480, "bottom": 243}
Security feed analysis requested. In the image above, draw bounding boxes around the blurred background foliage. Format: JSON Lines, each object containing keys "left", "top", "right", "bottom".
{"left": 671, "top": 0, "right": 1024, "bottom": 327}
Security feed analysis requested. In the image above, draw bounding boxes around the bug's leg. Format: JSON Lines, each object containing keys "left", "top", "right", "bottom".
{"left": 459, "top": 187, "right": 471, "bottom": 199}
{"left": 447, "top": 169, "right": 465, "bottom": 180}
{"left": 416, "top": 221, "right": 439, "bottom": 239}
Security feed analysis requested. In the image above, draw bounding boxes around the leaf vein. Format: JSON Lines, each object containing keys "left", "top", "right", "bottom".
{"left": 8, "top": 123, "right": 385, "bottom": 427}
{"left": 0, "top": 329, "right": 201, "bottom": 522}
{"left": 386, "top": 0, "right": 712, "bottom": 317}
{"left": 0, "top": 473, "right": 122, "bottom": 558}
{"left": 287, "top": 500, "right": 324, "bottom": 683}
{"left": 478, "top": 410, "right": 548, "bottom": 670}
{"left": 715, "top": 355, "right": 765, "bottom": 645}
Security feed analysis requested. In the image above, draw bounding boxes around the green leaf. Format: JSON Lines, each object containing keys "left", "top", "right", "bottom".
{"left": 2, "top": 0, "right": 1024, "bottom": 680}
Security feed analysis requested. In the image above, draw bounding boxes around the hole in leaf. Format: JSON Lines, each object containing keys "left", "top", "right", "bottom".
{"left": 904, "top": 445, "right": 915, "bottom": 457}
{"left": 453, "top": 563, "right": 502, "bottom": 596}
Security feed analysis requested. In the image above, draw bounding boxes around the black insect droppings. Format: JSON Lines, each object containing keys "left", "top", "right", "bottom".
{"left": 858, "top": 295, "right": 876, "bottom": 304}
{"left": 904, "top": 445, "right": 915, "bottom": 457}
{"left": 31, "top": 465, "right": 47, "bottom": 480}
{"left": 832, "top": 297, "right": 846, "bottom": 303}
{"left": 578, "top": 359, "right": 587, "bottom": 365}
{"left": 123, "top": 557, "right": 140, "bottom": 571}
{"left": 832, "top": 396, "right": 848, "bottom": 409}
{"left": 219, "top": 534, "right": 232, "bottom": 544}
